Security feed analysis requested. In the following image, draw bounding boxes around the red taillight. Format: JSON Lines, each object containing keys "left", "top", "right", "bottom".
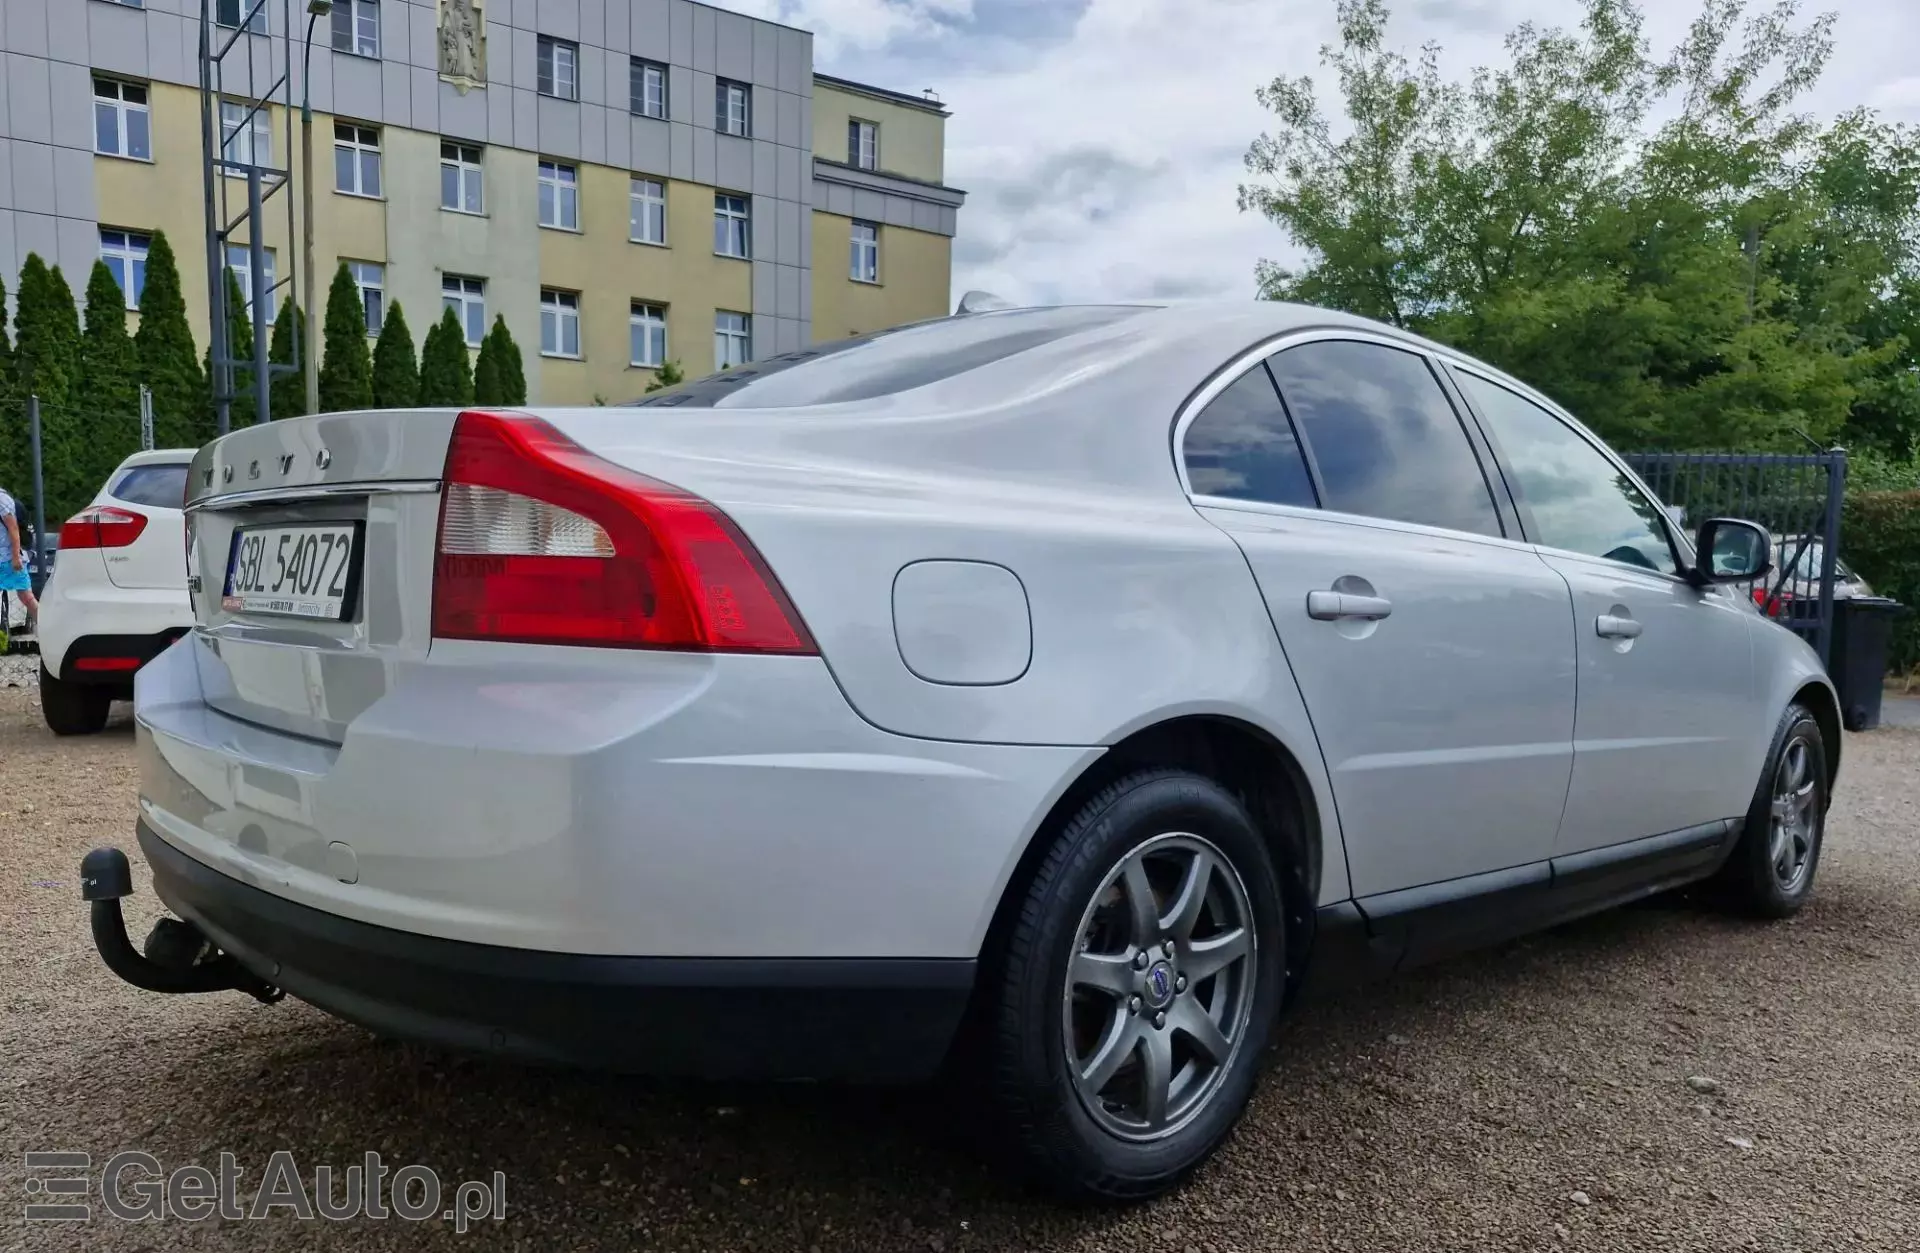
{"left": 430, "top": 410, "right": 816, "bottom": 654}
{"left": 59, "top": 506, "right": 149, "bottom": 549}
{"left": 74, "top": 656, "right": 142, "bottom": 673}
{"left": 1751, "top": 586, "right": 1792, "bottom": 618}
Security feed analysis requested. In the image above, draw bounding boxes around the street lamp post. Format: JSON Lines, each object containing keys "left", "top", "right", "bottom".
{"left": 302, "top": 0, "right": 331, "bottom": 416}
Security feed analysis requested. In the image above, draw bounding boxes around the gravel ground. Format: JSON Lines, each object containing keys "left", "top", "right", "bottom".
{"left": 3, "top": 685, "right": 1918, "bottom": 1252}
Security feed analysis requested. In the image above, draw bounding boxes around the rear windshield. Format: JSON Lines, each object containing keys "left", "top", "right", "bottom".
{"left": 623, "top": 306, "right": 1150, "bottom": 410}
{"left": 109, "top": 462, "right": 190, "bottom": 509}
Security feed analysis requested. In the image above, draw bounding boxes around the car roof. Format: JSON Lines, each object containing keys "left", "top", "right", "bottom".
{"left": 115, "top": 448, "right": 198, "bottom": 469}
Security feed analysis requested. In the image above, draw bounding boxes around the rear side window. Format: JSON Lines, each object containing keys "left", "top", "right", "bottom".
{"left": 109, "top": 463, "right": 190, "bottom": 509}
{"left": 625, "top": 306, "right": 1148, "bottom": 409}
{"left": 1266, "top": 340, "right": 1502, "bottom": 538}
{"left": 1455, "top": 372, "right": 1676, "bottom": 574}
{"left": 1182, "top": 364, "right": 1317, "bottom": 507}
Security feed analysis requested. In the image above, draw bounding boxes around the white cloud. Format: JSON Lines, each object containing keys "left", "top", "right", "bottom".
{"left": 712, "top": 0, "right": 1920, "bottom": 309}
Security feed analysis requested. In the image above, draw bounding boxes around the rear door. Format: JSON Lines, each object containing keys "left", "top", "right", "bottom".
{"left": 1184, "top": 336, "right": 1576, "bottom": 897}
{"left": 1447, "top": 367, "right": 1759, "bottom": 853}
{"left": 100, "top": 457, "right": 191, "bottom": 590}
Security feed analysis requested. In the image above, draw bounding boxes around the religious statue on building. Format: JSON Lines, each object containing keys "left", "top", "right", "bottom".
{"left": 439, "top": 0, "right": 486, "bottom": 90}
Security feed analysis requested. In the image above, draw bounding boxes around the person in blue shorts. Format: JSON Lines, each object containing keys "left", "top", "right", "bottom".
{"left": 0, "top": 486, "right": 39, "bottom": 636}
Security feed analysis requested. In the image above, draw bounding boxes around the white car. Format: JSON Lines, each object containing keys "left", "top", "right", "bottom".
{"left": 83, "top": 304, "right": 1836, "bottom": 1199}
{"left": 38, "top": 449, "right": 195, "bottom": 734}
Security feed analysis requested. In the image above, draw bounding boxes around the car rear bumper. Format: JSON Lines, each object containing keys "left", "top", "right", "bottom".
{"left": 136, "top": 635, "right": 1099, "bottom": 960}
{"left": 139, "top": 822, "right": 974, "bottom": 1080}
{"left": 54, "top": 629, "right": 189, "bottom": 685}
{"left": 39, "top": 576, "right": 192, "bottom": 677}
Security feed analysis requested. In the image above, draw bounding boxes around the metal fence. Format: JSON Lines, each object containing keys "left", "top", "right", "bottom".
{"left": 1626, "top": 450, "right": 1848, "bottom": 666}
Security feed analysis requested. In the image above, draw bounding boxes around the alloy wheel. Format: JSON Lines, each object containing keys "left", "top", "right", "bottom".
{"left": 1767, "top": 738, "right": 1819, "bottom": 893}
{"left": 1062, "top": 832, "right": 1257, "bottom": 1142}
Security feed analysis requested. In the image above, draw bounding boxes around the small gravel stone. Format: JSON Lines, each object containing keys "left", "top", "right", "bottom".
{"left": 1686, "top": 1075, "right": 1722, "bottom": 1094}
{"left": 1569, "top": 1191, "right": 1592, "bottom": 1206}
{"left": 3, "top": 690, "right": 1918, "bottom": 1252}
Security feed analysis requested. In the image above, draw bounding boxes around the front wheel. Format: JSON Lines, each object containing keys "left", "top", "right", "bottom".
{"left": 986, "top": 770, "right": 1286, "bottom": 1201}
{"left": 39, "top": 664, "right": 112, "bottom": 736}
{"left": 1716, "top": 702, "right": 1828, "bottom": 918}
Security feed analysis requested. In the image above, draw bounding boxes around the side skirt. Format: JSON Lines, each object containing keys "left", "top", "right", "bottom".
{"left": 1296, "top": 819, "right": 1739, "bottom": 1000}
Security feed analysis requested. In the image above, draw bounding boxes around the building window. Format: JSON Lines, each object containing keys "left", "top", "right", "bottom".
{"left": 716, "top": 79, "right": 750, "bottom": 136}
{"left": 850, "top": 220, "right": 879, "bottom": 283}
{"left": 443, "top": 275, "right": 485, "bottom": 346}
{"left": 331, "top": 0, "right": 379, "bottom": 57}
{"left": 219, "top": 99, "right": 273, "bottom": 173}
{"left": 848, "top": 119, "right": 878, "bottom": 170}
{"left": 537, "top": 37, "right": 578, "bottom": 100}
{"left": 540, "top": 290, "right": 581, "bottom": 358}
{"left": 629, "top": 177, "right": 665, "bottom": 245}
{"left": 713, "top": 193, "right": 750, "bottom": 259}
{"left": 215, "top": 0, "right": 267, "bottom": 33}
{"left": 630, "top": 58, "right": 667, "bottom": 119}
{"left": 99, "top": 229, "right": 151, "bottom": 310}
{"left": 630, "top": 303, "right": 667, "bottom": 367}
{"left": 94, "top": 78, "right": 152, "bottom": 161}
{"left": 440, "top": 142, "right": 483, "bottom": 214}
{"left": 714, "top": 311, "right": 751, "bottom": 369}
{"left": 348, "top": 260, "right": 384, "bottom": 335}
{"left": 333, "top": 123, "right": 382, "bottom": 197}
{"left": 225, "top": 245, "right": 278, "bottom": 318}
{"left": 538, "top": 161, "right": 579, "bottom": 230}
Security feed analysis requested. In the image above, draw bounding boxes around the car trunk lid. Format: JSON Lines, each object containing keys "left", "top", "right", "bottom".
{"left": 186, "top": 410, "right": 457, "bottom": 743}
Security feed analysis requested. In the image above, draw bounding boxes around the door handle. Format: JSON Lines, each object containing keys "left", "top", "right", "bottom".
{"left": 1307, "top": 590, "right": 1393, "bottom": 621}
{"left": 1596, "top": 613, "right": 1643, "bottom": 639}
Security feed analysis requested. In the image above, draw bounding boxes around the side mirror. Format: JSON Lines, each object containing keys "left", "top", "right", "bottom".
{"left": 1691, "top": 518, "right": 1773, "bottom": 586}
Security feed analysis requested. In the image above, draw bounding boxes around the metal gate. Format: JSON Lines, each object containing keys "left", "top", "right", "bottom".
{"left": 1625, "top": 450, "right": 1848, "bottom": 667}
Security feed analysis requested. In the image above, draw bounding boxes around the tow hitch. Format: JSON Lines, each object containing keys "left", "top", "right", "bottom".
{"left": 80, "top": 847, "right": 284, "bottom": 1004}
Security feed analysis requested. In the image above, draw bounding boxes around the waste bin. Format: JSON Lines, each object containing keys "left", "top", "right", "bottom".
{"left": 1830, "top": 597, "right": 1907, "bottom": 731}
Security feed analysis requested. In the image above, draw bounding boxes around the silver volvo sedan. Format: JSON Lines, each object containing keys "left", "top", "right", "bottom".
{"left": 82, "top": 300, "right": 1838, "bottom": 1201}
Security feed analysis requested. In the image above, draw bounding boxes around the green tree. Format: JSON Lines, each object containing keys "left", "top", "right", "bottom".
{"left": 473, "top": 320, "right": 507, "bottom": 405}
{"left": 75, "top": 260, "right": 142, "bottom": 499}
{"left": 267, "top": 300, "right": 307, "bottom": 420}
{"left": 318, "top": 261, "right": 373, "bottom": 412}
{"left": 644, "top": 359, "right": 685, "bottom": 392}
{"left": 418, "top": 307, "right": 475, "bottom": 407}
{"left": 1240, "top": 0, "right": 1887, "bottom": 452}
{"left": 134, "top": 232, "right": 208, "bottom": 449}
{"left": 371, "top": 300, "right": 419, "bottom": 408}
{"left": 0, "top": 272, "right": 12, "bottom": 404}
{"left": 481, "top": 316, "right": 527, "bottom": 405}
{"left": 10, "top": 258, "right": 85, "bottom": 518}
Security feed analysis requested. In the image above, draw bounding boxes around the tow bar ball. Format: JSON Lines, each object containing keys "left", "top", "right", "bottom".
{"left": 79, "top": 847, "right": 284, "bottom": 1004}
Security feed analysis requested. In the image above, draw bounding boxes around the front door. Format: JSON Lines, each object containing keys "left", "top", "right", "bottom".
{"left": 1448, "top": 367, "right": 1760, "bottom": 854}
{"left": 1183, "top": 339, "right": 1576, "bottom": 897}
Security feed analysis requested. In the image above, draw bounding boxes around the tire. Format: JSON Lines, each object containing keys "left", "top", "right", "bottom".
{"left": 39, "top": 663, "right": 112, "bottom": 736}
{"left": 1715, "top": 702, "right": 1828, "bottom": 918}
{"left": 987, "top": 769, "right": 1287, "bottom": 1201}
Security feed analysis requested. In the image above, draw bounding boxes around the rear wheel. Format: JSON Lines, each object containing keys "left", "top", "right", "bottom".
{"left": 987, "top": 770, "right": 1286, "bottom": 1201}
{"left": 39, "top": 664, "right": 112, "bottom": 736}
{"left": 1716, "top": 702, "right": 1827, "bottom": 918}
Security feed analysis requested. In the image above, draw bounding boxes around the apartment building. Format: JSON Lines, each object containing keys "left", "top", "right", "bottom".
{"left": 0, "top": 0, "right": 965, "bottom": 403}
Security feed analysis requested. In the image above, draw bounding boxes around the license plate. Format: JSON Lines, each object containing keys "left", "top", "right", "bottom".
{"left": 223, "top": 523, "right": 361, "bottom": 620}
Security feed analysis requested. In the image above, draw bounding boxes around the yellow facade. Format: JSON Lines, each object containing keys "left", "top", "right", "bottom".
{"left": 87, "top": 78, "right": 955, "bottom": 406}
{"left": 810, "top": 211, "right": 953, "bottom": 343}
{"left": 813, "top": 82, "right": 947, "bottom": 185}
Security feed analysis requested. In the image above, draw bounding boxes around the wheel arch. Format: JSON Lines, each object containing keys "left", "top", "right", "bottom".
{"left": 1792, "top": 679, "right": 1842, "bottom": 796}
{"left": 978, "top": 714, "right": 1328, "bottom": 1005}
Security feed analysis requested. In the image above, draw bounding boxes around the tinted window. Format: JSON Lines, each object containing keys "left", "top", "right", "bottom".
{"left": 1267, "top": 341, "right": 1501, "bottom": 537}
{"left": 624, "top": 306, "right": 1148, "bottom": 409}
{"left": 1456, "top": 373, "right": 1676, "bottom": 574}
{"left": 109, "top": 463, "right": 189, "bottom": 509}
{"left": 1182, "top": 364, "right": 1317, "bottom": 507}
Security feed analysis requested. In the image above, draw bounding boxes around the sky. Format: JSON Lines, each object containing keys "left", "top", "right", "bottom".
{"left": 709, "top": 0, "right": 1920, "bottom": 310}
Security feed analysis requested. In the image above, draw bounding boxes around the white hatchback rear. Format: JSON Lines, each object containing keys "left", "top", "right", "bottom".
{"left": 37, "top": 449, "right": 195, "bottom": 734}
